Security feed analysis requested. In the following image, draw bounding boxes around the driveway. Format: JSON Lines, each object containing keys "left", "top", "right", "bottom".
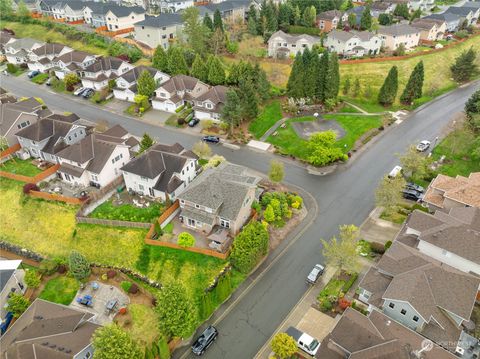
{"left": 70, "top": 281, "right": 129, "bottom": 325}
{"left": 359, "top": 208, "right": 402, "bottom": 245}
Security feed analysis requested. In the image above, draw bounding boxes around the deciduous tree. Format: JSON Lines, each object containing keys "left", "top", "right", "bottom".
{"left": 192, "top": 141, "right": 212, "bottom": 158}
{"left": 353, "top": 78, "right": 361, "bottom": 97}
{"left": 24, "top": 269, "right": 41, "bottom": 288}
{"left": 269, "top": 160, "right": 285, "bottom": 183}
{"left": 92, "top": 324, "right": 142, "bottom": 359}
{"left": 307, "top": 130, "right": 345, "bottom": 166}
{"left": 17, "top": 0, "right": 30, "bottom": 21}
{"left": 139, "top": 133, "right": 154, "bottom": 153}
{"left": 271, "top": 333, "right": 297, "bottom": 359}
{"left": 302, "top": 5, "right": 316, "bottom": 27}
{"left": 398, "top": 144, "right": 430, "bottom": 179}
{"left": 375, "top": 175, "right": 406, "bottom": 216}
{"left": 321, "top": 224, "right": 361, "bottom": 273}
{"left": 182, "top": 7, "right": 209, "bottom": 55}
{"left": 64, "top": 73, "right": 79, "bottom": 92}
{"left": 7, "top": 293, "right": 29, "bottom": 318}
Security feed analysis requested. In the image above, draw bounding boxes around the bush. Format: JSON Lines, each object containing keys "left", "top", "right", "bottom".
{"left": 230, "top": 222, "right": 269, "bottom": 274}
{"left": 39, "top": 259, "right": 58, "bottom": 275}
{"left": 370, "top": 241, "right": 386, "bottom": 254}
{"left": 23, "top": 183, "right": 39, "bottom": 194}
{"left": 6, "top": 63, "right": 18, "bottom": 74}
{"left": 177, "top": 117, "right": 185, "bottom": 125}
{"left": 7, "top": 293, "right": 30, "bottom": 318}
{"left": 339, "top": 297, "right": 351, "bottom": 310}
{"left": 91, "top": 89, "right": 109, "bottom": 104}
{"left": 177, "top": 232, "right": 195, "bottom": 247}
{"left": 128, "top": 283, "right": 139, "bottom": 294}
{"left": 201, "top": 119, "right": 214, "bottom": 130}
{"left": 68, "top": 250, "right": 91, "bottom": 281}
{"left": 226, "top": 41, "right": 239, "bottom": 54}
{"left": 319, "top": 299, "right": 333, "bottom": 312}
{"left": 107, "top": 270, "right": 116, "bottom": 279}
{"left": 121, "top": 281, "right": 132, "bottom": 292}
{"left": 24, "top": 269, "right": 41, "bottom": 288}
{"left": 384, "top": 240, "right": 392, "bottom": 250}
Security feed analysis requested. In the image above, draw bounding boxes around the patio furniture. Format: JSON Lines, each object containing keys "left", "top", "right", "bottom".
{"left": 76, "top": 295, "right": 93, "bottom": 307}
{"left": 91, "top": 282, "right": 99, "bottom": 291}
{"left": 106, "top": 298, "right": 118, "bottom": 313}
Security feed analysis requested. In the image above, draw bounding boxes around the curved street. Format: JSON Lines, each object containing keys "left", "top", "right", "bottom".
{"left": 1, "top": 74, "right": 478, "bottom": 359}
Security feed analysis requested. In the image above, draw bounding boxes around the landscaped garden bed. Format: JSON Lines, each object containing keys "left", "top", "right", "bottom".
{"left": 31, "top": 73, "right": 49, "bottom": 84}
{"left": 317, "top": 271, "right": 358, "bottom": 317}
{"left": 379, "top": 202, "right": 428, "bottom": 224}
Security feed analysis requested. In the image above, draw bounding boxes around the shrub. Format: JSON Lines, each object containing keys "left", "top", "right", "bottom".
{"left": 23, "top": 183, "right": 39, "bottom": 194}
{"left": 91, "top": 89, "right": 109, "bottom": 104}
{"left": 178, "top": 232, "right": 195, "bottom": 247}
{"left": 370, "top": 241, "right": 386, "bottom": 254}
{"left": 24, "top": 269, "right": 41, "bottom": 288}
{"left": 107, "top": 270, "right": 116, "bottom": 279}
{"left": 121, "top": 281, "right": 132, "bottom": 292}
{"left": 339, "top": 297, "right": 352, "bottom": 310}
{"left": 201, "top": 119, "right": 214, "bottom": 130}
{"left": 68, "top": 250, "right": 91, "bottom": 281}
{"left": 39, "top": 259, "right": 58, "bottom": 275}
{"left": 319, "top": 299, "right": 333, "bottom": 312}
{"left": 177, "top": 117, "right": 185, "bottom": 125}
{"left": 384, "top": 240, "right": 392, "bottom": 250}
{"left": 230, "top": 222, "right": 269, "bottom": 273}
{"left": 7, "top": 293, "right": 30, "bottom": 318}
{"left": 128, "top": 283, "right": 139, "bottom": 294}
{"left": 6, "top": 63, "right": 18, "bottom": 73}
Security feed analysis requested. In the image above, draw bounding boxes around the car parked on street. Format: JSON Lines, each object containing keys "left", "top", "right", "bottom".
{"left": 388, "top": 166, "right": 402, "bottom": 178}
{"left": 188, "top": 117, "right": 200, "bottom": 127}
{"left": 406, "top": 182, "right": 424, "bottom": 193}
{"left": 416, "top": 140, "right": 431, "bottom": 152}
{"left": 73, "top": 87, "right": 87, "bottom": 96}
{"left": 82, "top": 88, "right": 94, "bottom": 98}
{"left": 402, "top": 189, "right": 423, "bottom": 202}
{"left": 306, "top": 264, "right": 325, "bottom": 284}
{"left": 27, "top": 70, "right": 40, "bottom": 79}
{"left": 191, "top": 325, "right": 218, "bottom": 356}
{"left": 202, "top": 136, "right": 220, "bottom": 144}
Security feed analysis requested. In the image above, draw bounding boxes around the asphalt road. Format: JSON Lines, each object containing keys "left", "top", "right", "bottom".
{"left": 2, "top": 75, "right": 478, "bottom": 359}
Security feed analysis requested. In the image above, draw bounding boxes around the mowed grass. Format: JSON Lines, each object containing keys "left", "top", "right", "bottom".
{"left": 325, "top": 114, "right": 382, "bottom": 151}
{"left": 0, "top": 21, "right": 109, "bottom": 56}
{"left": 39, "top": 276, "right": 80, "bottom": 305}
{"left": 0, "top": 159, "right": 43, "bottom": 177}
{"left": 249, "top": 100, "right": 283, "bottom": 139}
{"left": 127, "top": 304, "right": 160, "bottom": 347}
{"left": 89, "top": 199, "right": 164, "bottom": 223}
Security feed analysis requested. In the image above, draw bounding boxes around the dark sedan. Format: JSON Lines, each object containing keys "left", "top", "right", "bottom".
{"left": 402, "top": 189, "right": 423, "bottom": 202}
{"left": 188, "top": 118, "right": 200, "bottom": 127}
{"left": 202, "top": 136, "right": 220, "bottom": 144}
{"left": 191, "top": 325, "right": 218, "bottom": 356}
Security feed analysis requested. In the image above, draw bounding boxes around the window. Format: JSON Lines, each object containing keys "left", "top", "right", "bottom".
{"left": 74, "top": 133, "right": 77, "bottom": 138}
{"left": 401, "top": 309, "right": 407, "bottom": 315}
{"left": 91, "top": 174, "right": 98, "bottom": 181}
{"left": 162, "top": 34, "right": 167, "bottom": 39}
{"left": 220, "top": 218, "right": 230, "bottom": 228}
{"left": 142, "top": 26, "right": 144, "bottom": 29}
{"left": 195, "top": 204, "right": 200, "bottom": 209}
{"left": 388, "top": 302, "right": 395, "bottom": 309}
{"left": 413, "top": 316, "right": 419, "bottom": 322}
{"left": 162, "top": 26, "right": 166, "bottom": 30}
{"left": 139, "top": 184, "right": 144, "bottom": 191}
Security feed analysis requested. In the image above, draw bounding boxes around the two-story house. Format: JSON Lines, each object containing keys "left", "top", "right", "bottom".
{"left": 83, "top": 2, "right": 108, "bottom": 28}
{"left": 370, "top": 2, "right": 396, "bottom": 16}
{"left": 121, "top": 142, "right": 198, "bottom": 200}
{"left": 445, "top": 6, "right": 478, "bottom": 25}
{"left": 105, "top": 5, "right": 145, "bottom": 32}
{"left": 0, "top": 260, "right": 25, "bottom": 321}
{"left": 178, "top": 162, "right": 260, "bottom": 235}
{"left": 197, "top": 0, "right": 250, "bottom": 23}
{"left": 151, "top": 0, "right": 193, "bottom": 13}
{"left": 113, "top": 65, "right": 170, "bottom": 102}
{"left": 48, "top": 0, "right": 86, "bottom": 22}
{"left": 267, "top": 30, "right": 321, "bottom": 58}
{"left": 53, "top": 50, "right": 98, "bottom": 79}
{"left": 81, "top": 56, "right": 134, "bottom": 90}
{"left": 0, "top": 299, "right": 100, "bottom": 359}
{"left": 411, "top": 18, "right": 447, "bottom": 41}
{"left": 193, "top": 85, "right": 228, "bottom": 122}
{"left": 316, "top": 10, "right": 347, "bottom": 32}
{"left": 134, "top": 13, "right": 184, "bottom": 50}
{"left": 325, "top": 29, "right": 382, "bottom": 57}
{"left": 378, "top": 24, "right": 421, "bottom": 50}
{"left": 4, "top": 37, "right": 44, "bottom": 64}
{"left": 152, "top": 74, "right": 209, "bottom": 112}
{"left": 27, "top": 43, "right": 73, "bottom": 72}
{"left": 0, "top": 31, "right": 16, "bottom": 56}
{"left": 425, "top": 12, "right": 461, "bottom": 32}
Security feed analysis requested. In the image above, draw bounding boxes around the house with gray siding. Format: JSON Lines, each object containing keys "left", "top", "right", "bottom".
{"left": 425, "top": 12, "right": 461, "bottom": 32}
{"left": 113, "top": 65, "right": 170, "bottom": 102}
{"left": 0, "top": 260, "right": 25, "bottom": 321}
{"left": 197, "top": 0, "right": 251, "bottom": 23}
{"left": 134, "top": 13, "right": 183, "bottom": 49}
{"left": 445, "top": 6, "right": 478, "bottom": 25}
{"left": 267, "top": 30, "right": 321, "bottom": 58}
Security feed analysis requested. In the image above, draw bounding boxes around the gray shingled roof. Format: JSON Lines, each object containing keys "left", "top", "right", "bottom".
{"left": 118, "top": 65, "right": 159, "bottom": 84}
{"left": 105, "top": 4, "right": 144, "bottom": 17}
{"left": 378, "top": 24, "right": 420, "bottom": 36}
{"left": 445, "top": 6, "right": 474, "bottom": 16}
{"left": 84, "top": 56, "right": 126, "bottom": 73}
{"left": 136, "top": 13, "right": 183, "bottom": 28}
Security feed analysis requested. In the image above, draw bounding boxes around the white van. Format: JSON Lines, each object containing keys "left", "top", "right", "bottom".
{"left": 388, "top": 166, "right": 402, "bottom": 178}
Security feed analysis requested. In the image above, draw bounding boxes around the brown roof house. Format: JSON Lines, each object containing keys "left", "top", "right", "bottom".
{"left": 27, "top": 43, "right": 73, "bottom": 73}
{"left": 0, "top": 299, "right": 100, "bottom": 359}
{"left": 317, "top": 307, "right": 457, "bottom": 359}
{"left": 357, "top": 240, "right": 480, "bottom": 353}
{"left": 316, "top": 10, "right": 348, "bottom": 32}
{"left": 52, "top": 50, "right": 98, "bottom": 80}
{"left": 193, "top": 85, "right": 228, "bottom": 122}
{"left": 423, "top": 172, "right": 480, "bottom": 211}
{"left": 152, "top": 74, "right": 209, "bottom": 113}
{"left": 4, "top": 37, "right": 45, "bottom": 65}
{"left": 0, "top": 97, "right": 43, "bottom": 147}
{"left": 398, "top": 206, "right": 480, "bottom": 275}
{"left": 121, "top": 142, "right": 199, "bottom": 201}
{"left": 113, "top": 65, "right": 170, "bottom": 102}
{"left": 411, "top": 18, "right": 447, "bottom": 41}
{"left": 81, "top": 56, "right": 134, "bottom": 90}
{"left": 178, "top": 161, "right": 261, "bottom": 236}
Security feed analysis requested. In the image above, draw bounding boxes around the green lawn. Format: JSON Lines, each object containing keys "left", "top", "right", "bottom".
{"left": 39, "top": 276, "right": 80, "bottom": 305}
{"left": 432, "top": 125, "right": 480, "bottom": 177}
{"left": 89, "top": 200, "right": 164, "bottom": 223}
{"left": 337, "top": 104, "right": 361, "bottom": 113}
{"left": 0, "top": 159, "right": 43, "bottom": 177}
{"left": 249, "top": 100, "right": 283, "bottom": 139}
{"left": 325, "top": 114, "right": 382, "bottom": 151}
{"left": 31, "top": 73, "right": 49, "bottom": 84}
{"left": 127, "top": 304, "right": 160, "bottom": 347}
{"left": 267, "top": 120, "right": 310, "bottom": 160}
{"left": 380, "top": 203, "right": 428, "bottom": 224}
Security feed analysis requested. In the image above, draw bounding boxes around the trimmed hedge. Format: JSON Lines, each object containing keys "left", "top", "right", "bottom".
{"left": 230, "top": 221, "right": 269, "bottom": 274}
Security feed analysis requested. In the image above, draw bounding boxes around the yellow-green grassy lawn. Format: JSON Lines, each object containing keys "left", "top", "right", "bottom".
{"left": 127, "top": 304, "right": 160, "bottom": 347}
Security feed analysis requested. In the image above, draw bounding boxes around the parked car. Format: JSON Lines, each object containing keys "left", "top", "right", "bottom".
{"left": 406, "top": 182, "right": 424, "bottom": 193}
{"left": 188, "top": 117, "right": 200, "bottom": 127}
{"left": 82, "top": 88, "right": 94, "bottom": 98}
{"left": 306, "top": 264, "right": 325, "bottom": 284}
{"left": 27, "top": 70, "right": 40, "bottom": 79}
{"left": 73, "top": 87, "right": 87, "bottom": 96}
{"left": 402, "top": 189, "right": 423, "bottom": 201}
{"left": 286, "top": 327, "right": 320, "bottom": 356}
{"left": 416, "top": 140, "right": 431, "bottom": 152}
{"left": 202, "top": 136, "right": 220, "bottom": 144}
{"left": 191, "top": 325, "right": 218, "bottom": 356}
{"left": 388, "top": 166, "right": 402, "bottom": 178}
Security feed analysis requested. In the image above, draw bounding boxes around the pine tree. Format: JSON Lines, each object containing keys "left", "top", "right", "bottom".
{"left": 252, "top": 63, "right": 271, "bottom": 102}
{"left": 393, "top": 3, "right": 409, "bottom": 19}
{"left": 378, "top": 66, "right": 398, "bottom": 106}
{"left": 191, "top": 54, "right": 208, "bottom": 82}
{"left": 248, "top": 5, "right": 258, "bottom": 35}
{"left": 238, "top": 80, "right": 258, "bottom": 120}
{"left": 264, "top": 1, "right": 278, "bottom": 32}
{"left": 302, "top": 5, "right": 316, "bottom": 27}
{"left": 213, "top": 9, "right": 224, "bottom": 32}
{"left": 400, "top": 61, "right": 424, "bottom": 104}
{"left": 152, "top": 45, "right": 168, "bottom": 72}
{"left": 302, "top": 48, "right": 318, "bottom": 99}
{"left": 353, "top": 78, "right": 361, "bottom": 97}
{"left": 348, "top": 13, "right": 356, "bottom": 28}
{"left": 69, "top": 250, "right": 91, "bottom": 281}
{"left": 203, "top": 13, "right": 213, "bottom": 31}
{"left": 167, "top": 46, "right": 188, "bottom": 75}
{"left": 360, "top": 6, "right": 372, "bottom": 30}
{"left": 451, "top": 47, "right": 477, "bottom": 83}
{"left": 206, "top": 55, "right": 226, "bottom": 85}
{"left": 137, "top": 70, "right": 156, "bottom": 98}
{"left": 139, "top": 133, "right": 154, "bottom": 153}
{"left": 324, "top": 52, "right": 340, "bottom": 101}
{"left": 343, "top": 77, "right": 351, "bottom": 95}
{"left": 222, "top": 89, "right": 242, "bottom": 133}
{"left": 345, "top": 0, "right": 353, "bottom": 10}
{"left": 278, "top": 3, "right": 292, "bottom": 29}
{"left": 315, "top": 51, "right": 329, "bottom": 101}
{"left": 287, "top": 52, "right": 305, "bottom": 99}
{"left": 293, "top": 5, "right": 301, "bottom": 25}
{"left": 337, "top": 17, "right": 343, "bottom": 29}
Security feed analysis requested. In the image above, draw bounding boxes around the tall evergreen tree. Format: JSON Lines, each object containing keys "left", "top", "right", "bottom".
{"left": 400, "top": 61, "right": 424, "bottom": 104}
{"left": 137, "top": 70, "right": 156, "bottom": 98}
{"left": 191, "top": 54, "right": 208, "bottom": 82}
{"left": 213, "top": 9, "right": 224, "bottom": 32}
{"left": 315, "top": 51, "right": 329, "bottom": 101}
{"left": 360, "top": 6, "right": 372, "bottom": 30}
{"left": 293, "top": 5, "right": 301, "bottom": 25}
{"left": 287, "top": 52, "right": 305, "bottom": 99}
{"left": 302, "top": 48, "right": 318, "bottom": 99}
{"left": 344, "top": 0, "right": 354, "bottom": 10}
{"left": 167, "top": 46, "right": 188, "bottom": 75}
{"left": 324, "top": 52, "right": 340, "bottom": 101}
{"left": 238, "top": 80, "right": 259, "bottom": 119}
{"left": 222, "top": 89, "right": 242, "bottom": 133}
{"left": 152, "top": 45, "right": 168, "bottom": 72}
{"left": 378, "top": 66, "right": 399, "bottom": 106}
{"left": 393, "top": 3, "right": 409, "bottom": 19}
{"left": 248, "top": 5, "right": 258, "bottom": 35}
{"left": 206, "top": 55, "right": 226, "bottom": 85}
{"left": 252, "top": 63, "right": 271, "bottom": 101}
{"left": 451, "top": 47, "right": 477, "bottom": 83}
{"left": 347, "top": 13, "right": 356, "bottom": 28}
{"left": 302, "top": 5, "right": 316, "bottom": 27}
{"left": 203, "top": 13, "right": 213, "bottom": 31}
{"left": 278, "top": 3, "right": 292, "bottom": 29}
{"left": 182, "top": 6, "right": 209, "bottom": 55}
{"left": 264, "top": 1, "right": 278, "bottom": 32}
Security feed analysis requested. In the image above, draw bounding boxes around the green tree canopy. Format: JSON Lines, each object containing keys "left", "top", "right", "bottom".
{"left": 230, "top": 221, "right": 269, "bottom": 273}
{"left": 360, "top": 6, "right": 372, "bottom": 30}
{"left": 287, "top": 52, "right": 305, "bottom": 99}
{"left": 152, "top": 45, "right": 169, "bottom": 72}
{"left": 213, "top": 9, "right": 224, "bottom": 31}
{"left": 321, "top": 224, "right": 361, "bottom": 273}
{"left": 307, "top": 130, "right": 345, "bottom": 166}
{"left": 378, "top": 66, "right": 398, "bottom": 106}
{"left": 450, "top": 47, "right": 477, "bottom": 83}
{"left": 222, "top": 89, "right": 242, "bottom": 133}
{"left": 206, "top": 55, "right": 226, "bottom": 85}
{"left": 393, "top": 3, "right": 409, "bottom": 19}
{"left": 68, "top": 250, "right": 91, "bottom": 281}
{"left": 302, "top": 5, "right": 316, "bottom": 27}
{"left": 182, "top": 7, "right": 209, "bottom": 55}
{"left": 137, "top": 70, "right": 156, "bottom": 98}
{"left": 167, "top": 46, "right": 188, "bottom": 75}
{"left": 191, "top": 54, "right": 209, "bottom": 82}
{"left": 398, "top": 144, "right": 430, "bottom": 180}
{"left": 0, "top": 0, "right": 13, "bottom": 18}
{"left": 269, "top": 160, "right": 285, "bottom": 183}
{"left": 92, "top": 324, "right": 143, "bottom": 359}
{"left": 203, "top": 13, "right": 213, "bottom": 30}
{"left": 7, "top": 293, "right": 30, "bottom": 318}
{"left": 271, "top": 333, "right": 297, "bottom": 359}
{"left": 400, "top": 61, "right": 424, "bottom": 104}
{"left": 139, "top": 133, "right": 154, "bottom": 153}
{"left": 238, "top": 80, "right": 258, "bottom": 119}
{"left": 17, "top": 0, "right": 30, "bottom": 20}
{"left": 324, "top": 52, "right": 340, "bottom": 101}
{"left": 375, "top": 175, "right": 406, "bottom": 216}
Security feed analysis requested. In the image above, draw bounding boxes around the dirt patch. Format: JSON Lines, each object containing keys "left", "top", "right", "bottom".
{"left": 269, "top": 207, "right": 307, "bottom": 250}
{"left": 291, "top": 118, "right": 346, "bottom": 140}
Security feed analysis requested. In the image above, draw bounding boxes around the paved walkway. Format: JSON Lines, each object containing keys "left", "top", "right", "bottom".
{"left": 259, "top": 117, "right": 290, "bottom": 141}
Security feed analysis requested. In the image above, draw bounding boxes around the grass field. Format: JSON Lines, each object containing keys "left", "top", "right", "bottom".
{"left": 237, "top": 35, "right": 267, "bottom": 58}
{"left": 127, "top": 304, "right": 160, "bottom": 347}
{"left": 89, "top": 199, "right": 164, "bottom": 223}
{"left": 248, "top": 100, "right": 283, "bottom": 139}
{"left": 0, "top": 159, "right": 43, "bottom": 176}
{"left": 39, "top": 276, "right": 80, "bottom": 305}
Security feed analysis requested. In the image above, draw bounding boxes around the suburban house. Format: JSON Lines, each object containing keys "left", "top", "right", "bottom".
{"left": 105, "top": 5, "right": 145, "bottom": 32}
{"left": 411, "top": 18, "right": 447, "bottom": 41}
{"left": 267, "top": 30, "right": 321, "bottom": 58}
{"left": 193, "top": 85, "right": 228, "bottom": 122}
{"left": 55, "top": 126, "right": 136, "bottom": 188}
{"left": 53, "top": 50, "right": 98, "bottom": 80}
{"left": 317, "top": 308, "right": 457, "bottom": 359}
{"left": 197, "top": 0, "right": 251, "bottom": 23}
{"left": 178, "top": 162, "right": 261, "bottom": 235}
{"left": 409, "top": 0, "right": 435, "bottom": 11}
{"left": 401, "top": 207, "right": 480, "bottom": 275}
{"left": 4, "top": 37, "right": 45, "bottom": 65}
{"left": 423, "top": 172, "right": 480, "bottom": 211}
{"left": 113, "top": 65, "right": 170, "bottom": 102}
{"left": 316, "top": 10, "right": 347, "bottom": 32}
{"left": 0, "top": 260, "right": 25, "bottom": 321}
{"left": 27, "top": 43, "right": 73, "bottom": 72}
{"left": 0, "top": 31, "right": 16, "bottom": 56}
{"left": 122, "top": 142, "right": 198, "bottom": 200}
{"left": 0, "top": 97, "right": 43, "bottom": 147}
{"left": 83, "top": 3, "right": 109, "bottom": 28}
{"left": 377, "top": 24, "right": 421, "bottom": 50}
{"left": 357, "top": 240, "right": 480, "bottom": 352}
{"left": 154, "top": 0, "right": 193, "bottom": 12}
{"left": 48, "top": 0, "right": 87, "bottom": 21}
{"left": 370, "top": 2, "right": 396, "bottom": 16}
{"left": 152, "top": 74, "right": 209, "bottom": 112}
{"left": 0, "top": 299, "right": 100, "bottom": 359}
{"left": 133, "top": 13, "right": 184, "bottom": 50}
{"left": 425, "top": 13, "right": 461, "bottom": 32}
{"left": 15, "top": 112, "right": 89, "bottom": 163}
{"left": 325, "top": 29, "right": 382, "bottom": 57}
{"left": 445, "top": 6, "right": 478, "bottom": 25}
{"left": 81, "top": 56, "right": 134, "bottom": 90}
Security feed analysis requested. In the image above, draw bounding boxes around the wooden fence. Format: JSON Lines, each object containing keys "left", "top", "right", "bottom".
{"left": 0, "top": 144, "right": 21, "bottom": 159}
{"left": 158, "top": 200, "right": 180, "bottom": 228}
{"left": 145, "top": 239, "right": 230, "bottom": 259}
{"left": 0, "top": 163, "right": 60, "bottom": 184}
{"left": 76, "top": 216, "right": 152, "bottom": 228}
{"left": 28, "top": 190, "right": 86, "bottom": 205}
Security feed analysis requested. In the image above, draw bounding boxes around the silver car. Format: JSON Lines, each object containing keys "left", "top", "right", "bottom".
{"left": 306, "top": 264, "right": 325, "bottom": 284}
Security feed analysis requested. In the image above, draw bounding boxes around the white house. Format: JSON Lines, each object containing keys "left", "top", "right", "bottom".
{"left": 122, "top": 142, "right": 198, "bottom": 200}
{"left": 27, "top": 43, "right": 73, "bottom": 72}
{"left": 105, "top": 5, "right": 145, "bottom": 32}
{"left": 4, "top": 37, "right": 44, "bottom": 64}
{"left": 53, "top": 50, "right": 98, "bottom": 79}
{"left": 81, "top": 56, "right": 134, "bottom": 90}
{"left": 378, "top": 24, "right": 421, "bottom": 50}
{"left": 267, "top": 30, "right": 321, "bottom": 58}
{"left": 325, "top": 30, "right": 382, "bottom": 57}
{"left": 193, "top": 85, "right": 228, "bottom": 122}
{"left": 113, "top": 65, "right": 170, "bottom": 102}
